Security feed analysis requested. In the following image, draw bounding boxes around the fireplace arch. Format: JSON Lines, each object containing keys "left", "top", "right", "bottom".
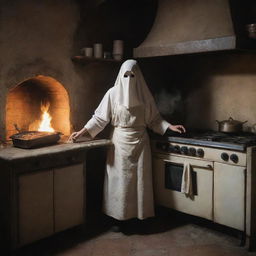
{"left": 6, "top": 75, "right": 71, "bottom": 139}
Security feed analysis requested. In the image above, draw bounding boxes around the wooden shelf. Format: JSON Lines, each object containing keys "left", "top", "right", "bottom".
{"left": 71, "top": 56, "right": 121, "bottom": 65}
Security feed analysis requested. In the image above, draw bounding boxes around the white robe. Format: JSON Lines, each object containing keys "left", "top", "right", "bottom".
{"left": 84, "top": 60, "right": 170, "bottom": 220}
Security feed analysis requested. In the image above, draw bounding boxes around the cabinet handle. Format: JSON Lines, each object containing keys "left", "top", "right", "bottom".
{"left": 206, "top": 164, "right": 213, "bottom": 170}
{"left": 192, "top": 164, "right": 213, "bottom": 170}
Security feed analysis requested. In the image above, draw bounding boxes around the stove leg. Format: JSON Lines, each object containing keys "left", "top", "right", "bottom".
{"left": 239, "top": 232, "right": 246, "bottom": 247}
{"left": 245, "top": 236, "right": 256, "bottom": 251}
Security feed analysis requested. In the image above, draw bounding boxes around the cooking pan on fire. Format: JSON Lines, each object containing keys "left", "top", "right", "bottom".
{"left": 10, "top": 131, "right": 62, "bottom": 149}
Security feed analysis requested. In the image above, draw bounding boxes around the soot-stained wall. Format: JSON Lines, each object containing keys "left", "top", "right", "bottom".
{"left": 184, "top": 52, "right": 256, "bottom": 132}
{"left": 138, "top": 52, "right": 256, "bottom": 133}
{"left": 0, "top": 0, "right": 85, "bottom": 139}
{"left": 0, "top": 0, "right": 157, "bottom": 140}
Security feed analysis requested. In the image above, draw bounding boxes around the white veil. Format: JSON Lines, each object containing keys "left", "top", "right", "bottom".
{"left": 112, "top": 59, "right": 160, "bottom": 125}
{"left": 114, "top": 59, "right": 156, "bottom": 111}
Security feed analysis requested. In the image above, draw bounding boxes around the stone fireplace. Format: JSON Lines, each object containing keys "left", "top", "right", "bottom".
{"left": 5, "top": 75, "right": 71, "bottom": 139}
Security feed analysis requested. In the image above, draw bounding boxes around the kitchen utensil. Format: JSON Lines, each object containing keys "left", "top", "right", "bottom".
{"left": 93, "top": 43, "right": 103, "bottom": 58}
{"left": 246, "top": 24, "right": 256, "bottom": 39}
{"left": 103, "top": 51, "right": 111, "bottom": 59}
{"left": 81, "top": 47, "right": 93, "bottom": 57}
{"left": 10, "top": 131, "right": 62, "bottom": 149}
{"left": 113, "top": 40, "right": 123, "bottom": 60}
{"left": 216, "top": 117, "right": 247, "bottom": 133}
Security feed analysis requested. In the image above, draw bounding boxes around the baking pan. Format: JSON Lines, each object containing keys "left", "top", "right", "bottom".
{"left": 10, "top": 131, "right": 62, "bottom": 149}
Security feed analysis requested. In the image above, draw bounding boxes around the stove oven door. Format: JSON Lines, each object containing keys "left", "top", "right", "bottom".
{"left": 153, "top": 154, "right": 213, "bottom": 220}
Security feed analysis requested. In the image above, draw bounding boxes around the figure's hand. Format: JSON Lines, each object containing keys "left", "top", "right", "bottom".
{"left": 169, "top": 124, "right": 186, "bottom": 134}
{"left": 68, "top": 128, "right": 89, "bottom": 142}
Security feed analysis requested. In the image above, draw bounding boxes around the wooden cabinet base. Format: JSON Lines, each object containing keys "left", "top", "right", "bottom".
{"left": 0, "top": 153, "right": 86, "bottom": 251}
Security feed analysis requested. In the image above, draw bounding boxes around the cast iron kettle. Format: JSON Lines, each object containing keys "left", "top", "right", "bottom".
{"left": 216, "top": 117, "right": 247, "bottom": 133}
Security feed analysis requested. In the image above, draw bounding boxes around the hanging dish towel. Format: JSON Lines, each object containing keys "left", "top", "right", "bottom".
{"left": 181, "top": 162, "right": 193, "bottom": 197}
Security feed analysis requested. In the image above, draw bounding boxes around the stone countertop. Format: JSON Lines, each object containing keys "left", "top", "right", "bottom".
{"left": 0, "top": 139, "right": 112, "bottom": 161}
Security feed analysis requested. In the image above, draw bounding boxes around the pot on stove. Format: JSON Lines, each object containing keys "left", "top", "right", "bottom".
{"left": 216, "top": 117, "right": 247, "bottom": 133}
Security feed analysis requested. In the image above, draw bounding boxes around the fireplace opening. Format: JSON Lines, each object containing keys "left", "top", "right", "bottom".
{"left": 6, "top": 75, "right": 71, "bottom": 140}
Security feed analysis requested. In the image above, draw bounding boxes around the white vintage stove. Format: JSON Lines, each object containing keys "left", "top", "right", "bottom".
{"left": 151, "top": 130, "right": 256, "bottom": 250}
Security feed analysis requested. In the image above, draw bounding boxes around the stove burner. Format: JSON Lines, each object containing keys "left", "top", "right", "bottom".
{"left": 152, "top": 129, "right": 256, "bottom": 151}
{"left": 164, "top": 130, "right": 256, "bottom": 145}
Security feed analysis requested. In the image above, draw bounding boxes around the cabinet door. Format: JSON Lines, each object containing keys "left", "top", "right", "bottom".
{"left": 18, "top": 170, "right": 54, "bottom": 246}
{"left": 54, "top": 164, "right": 84, "bottom": 232}
{"left": 214, "top": 162, "right": 245, "bottom": 231}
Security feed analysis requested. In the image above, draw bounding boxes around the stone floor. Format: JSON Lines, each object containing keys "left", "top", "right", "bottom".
{"left": 12, "top": 210, "right": 256, "bottom": 256}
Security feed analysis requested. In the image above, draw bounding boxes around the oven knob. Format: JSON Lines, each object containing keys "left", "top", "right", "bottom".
{"left": 221, "top": 152, "right": 229, "bottom": 161}
{"left": 180, "top": 146, "right": 188, "bottom": 155}
{"left": 188, "top": 147, "right": 196, "bottom": 156}
{"left": 230, "top": 154, "right": 239, "bottom": 163}
{"left": 156, "top": 142, "right": 162, "bottom": 150}
{"left": 157, "top": 142, "right": 168, "bottom": 151}
{"left": 174, "top": 145, "right": 180, "bottom": 153}
{"left": 196, "top": 148, "right": 204, "bottom": 157}
{"left": 167, "top": 145, "right": 174, "bottom": 153}
{"left": 162, "top": 143, "right": 169, "bottom": 151}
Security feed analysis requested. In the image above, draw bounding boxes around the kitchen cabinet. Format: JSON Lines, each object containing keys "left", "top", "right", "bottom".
{"left": 214, "top": 162, "right": 246, "bottom": 231}
{"left": 0, "top": 139, "right": 112, "bottom": 251}
{"left": 18, "top": 170, "right": 54, "bottom": 246}
{"left": 54, "top": 165, "right": 84, "bottom": 233}
{"left": 18, "top": 164, "right": 84, "bottom": 246}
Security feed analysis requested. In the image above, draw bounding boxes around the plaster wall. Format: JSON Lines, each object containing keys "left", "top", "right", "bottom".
{"left": 0, "top": 0, "right": 117, "bottom": 140}
{"left": 138, "top": 52, "right": 256, "bottom": 133}
{"left": 184, "top": 52, "right": 256, "bottom": 132}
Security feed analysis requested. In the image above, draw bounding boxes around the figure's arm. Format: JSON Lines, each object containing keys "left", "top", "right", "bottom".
{"left": 147, "top": 99, "right": 185, "bottom": 135}
{"left": 69, "top": 90, "right": 112, "bottom": 141}
{"left": 168, "top": 124, "right": 186, "bottom": 133}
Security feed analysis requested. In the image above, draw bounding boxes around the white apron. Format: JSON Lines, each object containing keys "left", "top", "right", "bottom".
{"left": 102, "top": 104, "right": 155, "bottom": 220}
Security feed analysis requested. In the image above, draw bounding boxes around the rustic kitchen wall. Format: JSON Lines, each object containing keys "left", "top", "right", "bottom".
{"left": 0, "top": 0, "right": 85, "bottom": 139}
{"left": 138, "top": 51, "right": 256, "bottom": 133}
{"left": 0, "top": 0, "right": 156, "bottom": 140}
{"left": 0, "top": 0, "right": 157, "bottom": 219}
{"left": 184, "top": 52, "right": 256, "bottom": 132}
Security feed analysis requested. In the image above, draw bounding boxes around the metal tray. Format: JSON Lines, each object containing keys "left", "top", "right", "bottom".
{"left": 10, "top": 131, "right": 62, "bottom": 149}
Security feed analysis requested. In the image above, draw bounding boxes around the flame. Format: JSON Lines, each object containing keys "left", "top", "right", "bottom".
{"left": 38, "top": 102, "right": 54, "bottom": 132}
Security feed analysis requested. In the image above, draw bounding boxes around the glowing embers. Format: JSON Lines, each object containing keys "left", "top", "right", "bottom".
{"left": 29, "top": 102, "right": 54, "bottom": 132}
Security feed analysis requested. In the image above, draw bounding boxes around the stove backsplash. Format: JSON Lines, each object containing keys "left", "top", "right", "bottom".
{"left": 183, "top": 52, "right": 256, "bottom": 133}
{"left": 139, "top": 52, "right": 256, "bottom": 134}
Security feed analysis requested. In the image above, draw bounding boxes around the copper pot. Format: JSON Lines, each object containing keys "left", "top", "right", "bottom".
{"left": 216, "top": 117, "right": 247, "bottom": 133}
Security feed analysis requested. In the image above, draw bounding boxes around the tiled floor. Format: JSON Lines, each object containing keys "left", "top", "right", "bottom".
{"left": 12, "top": 210, "right": 256, "bottom": 256}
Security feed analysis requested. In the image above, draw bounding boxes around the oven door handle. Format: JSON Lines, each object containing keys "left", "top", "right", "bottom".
{"left": 196, "top": 164, "right": 213, "bottom": 170}
{"left": 163, "top": 160, "right": 213, "bottom": 170}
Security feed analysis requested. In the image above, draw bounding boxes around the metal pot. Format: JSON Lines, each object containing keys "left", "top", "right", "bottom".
{"left": 216, "top": 117, "right": 247, "bottom": 133}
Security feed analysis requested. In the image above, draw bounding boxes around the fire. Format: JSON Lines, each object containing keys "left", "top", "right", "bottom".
{"left": 38, "top": 102, "right": 54, "bottom": 132}
{"left": 29, "top": 102, "right": 54, "bottom": 132}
